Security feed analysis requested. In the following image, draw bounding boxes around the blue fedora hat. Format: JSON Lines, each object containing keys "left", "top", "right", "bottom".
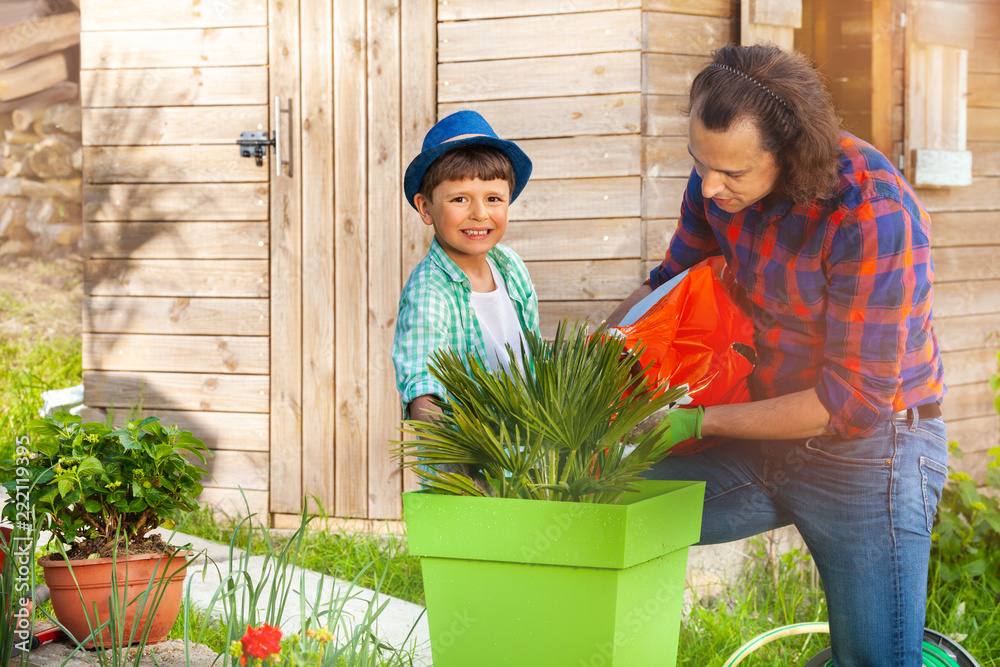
{"left": 404, "top": 110, "right": 532, "bottom": 210}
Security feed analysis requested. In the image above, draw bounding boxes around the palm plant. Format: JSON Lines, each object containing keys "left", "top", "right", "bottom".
{"left": 394, "top": 321, "right": 688, "bottom": 503}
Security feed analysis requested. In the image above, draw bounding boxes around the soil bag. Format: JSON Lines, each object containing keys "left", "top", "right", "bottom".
{"left": 610, "top": 256, "right": 756, "bottom": 455}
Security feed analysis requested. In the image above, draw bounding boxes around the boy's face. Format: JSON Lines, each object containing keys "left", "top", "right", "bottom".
{"left": 414, "top": 178, "right": 511, "bottom": 269}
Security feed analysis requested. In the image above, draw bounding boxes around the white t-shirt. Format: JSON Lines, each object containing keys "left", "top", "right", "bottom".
{"left": 469, "top": 258, "right": 527, "bottom": 371}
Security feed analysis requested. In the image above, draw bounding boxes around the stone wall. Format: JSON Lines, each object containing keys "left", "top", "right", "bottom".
{"left": 0, "top": 0, "right": 81, "bottom": 259}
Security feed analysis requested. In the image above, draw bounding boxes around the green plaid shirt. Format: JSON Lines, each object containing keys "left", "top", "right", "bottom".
{"left": 393, "top": 238, "right": 540, "bottom": 411}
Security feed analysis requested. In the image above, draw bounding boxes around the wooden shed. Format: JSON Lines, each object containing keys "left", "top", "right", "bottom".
{"left": 78, "top": 0, "right": 1000, "bottom": 526}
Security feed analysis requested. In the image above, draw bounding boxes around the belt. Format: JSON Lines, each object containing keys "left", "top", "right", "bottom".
{"left": 888, "top": 402, "right": 941, "bottom": 421}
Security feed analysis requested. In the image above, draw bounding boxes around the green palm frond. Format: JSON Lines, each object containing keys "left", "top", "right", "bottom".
{"left": 393, "top": 320, "right": 689, "bottom": 504}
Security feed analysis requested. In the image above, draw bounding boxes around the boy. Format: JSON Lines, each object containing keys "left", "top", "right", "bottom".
{"left": 392, "top": 110, "right": 539, "bottom": 423}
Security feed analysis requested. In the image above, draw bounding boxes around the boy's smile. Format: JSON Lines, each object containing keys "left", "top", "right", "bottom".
{"left": 414, "top": 177, "right": 511, "bottom": 275}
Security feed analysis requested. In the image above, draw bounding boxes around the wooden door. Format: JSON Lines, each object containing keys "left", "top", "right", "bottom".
{"left": 268, "top": 0, "right": 436, "bottom": 525}
{"left": 80, "top": 0, "right": 272, "bottom": 519}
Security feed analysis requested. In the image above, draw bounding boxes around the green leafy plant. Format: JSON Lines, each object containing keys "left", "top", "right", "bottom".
{"left": 929, "top": 351, "right": 1000, "bottom": 591}
{"left": 394, "top": 321, "right": 688, "bottom": 503}
{"left": 0, "top": 412, "right": 212, "bottom": 550}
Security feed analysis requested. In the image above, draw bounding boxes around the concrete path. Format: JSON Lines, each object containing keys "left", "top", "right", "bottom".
{"left": 154, "top": 529, "right": 432, "bottom": 666}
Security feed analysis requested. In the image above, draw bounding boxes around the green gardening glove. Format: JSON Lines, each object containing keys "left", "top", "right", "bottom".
{"left": 630, "top": 405, "right": 704, "bottom": 453}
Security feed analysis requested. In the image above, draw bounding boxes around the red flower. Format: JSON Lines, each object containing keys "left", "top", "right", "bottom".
{"left": 240, "top": 624, "right": 283, "bottom": 662}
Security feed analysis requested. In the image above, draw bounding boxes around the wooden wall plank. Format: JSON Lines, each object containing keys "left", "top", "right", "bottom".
{"left": 80, "top": 0, "right": 268, "bottom": 30}
{"left": 83, "top": 222, "right": 269, "bottom": 260}
{"left": 84, "top": 183, "right": 269, "bottom": 221}
{"left": 198, "top": 488, "right": 270, "bottom": 521}
{"left": 201, "top": 450, "right": 269, "bottom": 491}
{"left": 645, "top": 218, "right": 681, "bottom": 262}
{"left": 968, "top": 73, "right": 1000, "bottom": 108}
{"left": 932, "top": 246, "right": 1000, "bottom": 283}
{"left": 439, "top": 94, "right": 641, "bottom": 139}
{"left": 81, "top": 28, "right": 268, "bottom": 69}
{"left": 971, "top": 0, "right": 1000, "bottom": 43}
{"left": 84, "top": 333, "right": 269, "bottom": 375}
{"left": 367, "top": 0, "right": 404, "bottom": 520}
{"left": 516, "top": 135, "right": 640, "bottom": 180}
{"left": 300, "top": 0, "right": 335, "bottom": 514}
{"left": 643, "top": 54, "right": 705, "bottom": 96}
{"left": 83, "top": 106, "right": 269, "bottom": 146}
{"left": 334, "top": 0, "right": 369, "bottom": 518}
{"left": 645, "top": 95, "right": 689, "bottom": 136}
{"left": 940, "top": 382, "right": 998, "bottom": 422}
{"left": 84, "top": 259, "right": 268, "bottom": 297}
{"left": 950, "top": 416, "right": 1000, "bottom": 452}
{"left": 81, "top": 67, "right": 268, "bottom": 107}
{"left": 934, "top": 314, "right": 1000, "bottom": 354}
{"left": 438, "top": 53, "right": 641, "bottom": 103}
{"left": 528, "top": 259, "right": 643, "bottom": 301}
{"left": 643, "top": 177, "right": 688, "bottom": 219}
{"left": 647, "top": 0, "right": 736, "bottom": 17}
{"left": 84, "top": 146, "right": 268, "bottom": 183}
{"left": 400, "top": 0, "right": 437, "bottom": 494}
{"left": 438, "top": 0, "right": 640, "bottom": 21}
{"left": 970, "top": 39, "right": 1000, "bottom": 74}
{"left": 917, "top": 178, "right": 1000, "bottom": 212}
{"left": 439, "top": 10, "right": 641, "bottom": 63}
{"left": 968, "top": 108, "right": 1000, "bottom": 142}
{"left": 645, "top": 136, "right": 693, "bottom": 177}
{"left": 971, "top": 142, "right": 1000, "bottom": 176}
{"left": 940, "top": 348, "right": 1000, "bottom": 386}
{"left": 268, "top": 0, "right": 303, "bottom": 515}
{"left": 947, "top": 417, "right": 1000, "bottom": 471}
{"left": 504, "top": 218, "right": 641, "bottom": 261}
{"left": 934, "top": 280, "right": 1000, "bottom": 318}
{"left": 81, "top": 407, "right": 270, "bottom": 452}
{"left": 538, "top": 301, "right": 618, "bottom": 338}
{"left": 83, "top": 370, "right": 269, "bottom": 413}
{"left": 511, "top": 177, "right": 641, "bottom": 221}
{"left": 83, "top": 296, "right": 269, "bottom": 336}
{"left": 645, "top": 12, "right": 735, "bottom": 56}
{"left": 931, "top": 210, "right": 1000, "bottom": 247}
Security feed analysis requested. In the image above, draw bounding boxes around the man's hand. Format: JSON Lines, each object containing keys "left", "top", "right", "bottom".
{"left": 630, "top": 406, "right": 704, "bottom": 450}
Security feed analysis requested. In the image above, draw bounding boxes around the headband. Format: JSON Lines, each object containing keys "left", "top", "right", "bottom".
{"left": 709, "top": 63, "right": 790, "bottom": 111}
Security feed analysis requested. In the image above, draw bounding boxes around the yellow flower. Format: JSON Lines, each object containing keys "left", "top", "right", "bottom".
{"left": 971, "top": 501, "right": 987, "bottom": 512}
{"left": 949, "top": 471, "right": 973, "bottom": 482}
{"left": 305, "top": 627, "right": 334, "bottom": 644}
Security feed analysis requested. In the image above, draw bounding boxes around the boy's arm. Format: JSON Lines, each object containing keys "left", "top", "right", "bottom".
{"left": 392, "top": 276, "right": 452, "bottom": 411}
{"left": 407, "top": 394, "right": 442, "bottom": 423}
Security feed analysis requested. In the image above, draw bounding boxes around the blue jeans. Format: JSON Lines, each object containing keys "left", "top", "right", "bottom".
{"left": 644, "top": 415, "right": 949, "bottom": 667}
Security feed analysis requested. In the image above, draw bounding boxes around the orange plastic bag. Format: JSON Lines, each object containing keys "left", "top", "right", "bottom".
{"left": 611, "top": 256, "right": 756, "bottom": 455}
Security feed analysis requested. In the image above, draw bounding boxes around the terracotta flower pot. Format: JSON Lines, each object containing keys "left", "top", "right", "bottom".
{"left": 41, "top": 550, "right": 189, "bottom": 649}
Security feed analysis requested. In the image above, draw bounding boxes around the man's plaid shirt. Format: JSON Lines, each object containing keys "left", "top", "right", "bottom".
{"left": 393, "top": 237, "right": 539, "bottom": 412}
{"left": 650, "top": 133, "right": 945, "bottom": 438}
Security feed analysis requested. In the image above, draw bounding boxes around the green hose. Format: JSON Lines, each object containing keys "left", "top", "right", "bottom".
{"left": 722, "top": 622, "right": 966, "bottom": 667}
{"left": 820, "top": 641, "right": 960, "bottom": 667}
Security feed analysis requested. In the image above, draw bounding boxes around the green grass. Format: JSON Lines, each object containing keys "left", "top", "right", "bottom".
{"left": 0, "top": 333, "right": 82, "bottom": 461}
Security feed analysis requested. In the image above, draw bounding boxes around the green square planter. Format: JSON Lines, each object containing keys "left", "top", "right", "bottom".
{"left": 403, "top": 479, "right": 705, "bottom": 667}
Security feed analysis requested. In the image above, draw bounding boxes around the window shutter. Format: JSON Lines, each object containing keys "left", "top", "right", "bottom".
{"left": 905, "top": 0, "right": 974, "bottom": 187}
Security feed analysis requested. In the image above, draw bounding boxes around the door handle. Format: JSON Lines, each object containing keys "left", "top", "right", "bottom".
{"left": 275, "top": 96, "right": 293, "bottom": 177}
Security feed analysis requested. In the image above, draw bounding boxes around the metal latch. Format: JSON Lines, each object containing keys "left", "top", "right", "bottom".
{"left": 237, "top": 131, "right": 275, "bottom": 167}
{"left": 235, "top": 98, "right": 293, "bottom": 175}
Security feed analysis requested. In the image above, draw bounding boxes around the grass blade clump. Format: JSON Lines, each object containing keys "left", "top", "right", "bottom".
{"left": 395, "top": 321, "right": 688, "bottom": 503}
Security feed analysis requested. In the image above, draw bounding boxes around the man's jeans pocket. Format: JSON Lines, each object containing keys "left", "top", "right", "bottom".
{"left": 919, "top": 455, "right": 948, "bottom": 534}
